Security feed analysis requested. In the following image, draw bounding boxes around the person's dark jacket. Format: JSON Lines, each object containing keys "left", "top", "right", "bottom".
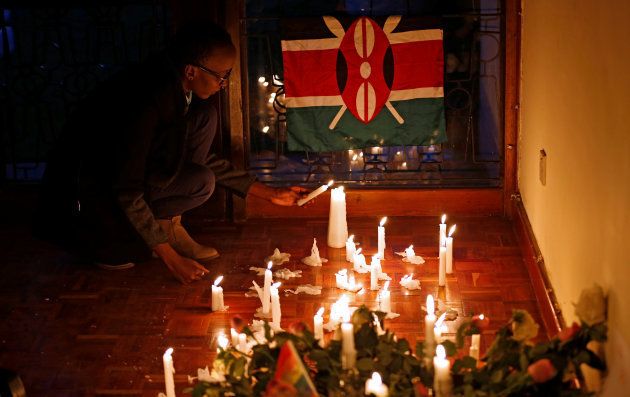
{"left": 36, "top": 50, "right": 255, "bottom": 255}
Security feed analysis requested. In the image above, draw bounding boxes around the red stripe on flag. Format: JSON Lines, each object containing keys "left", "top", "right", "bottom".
{"left": 282, "top": 49, "right": 340, "bottom": 97}
{"left": 391, "top": 40, "right": 444, "bottom": 90}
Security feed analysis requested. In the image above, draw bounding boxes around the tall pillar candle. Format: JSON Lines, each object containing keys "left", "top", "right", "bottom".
{"left": 314, "top": 307, "right": 325, "bottom": 346}
{"left": 433, "top": 345, "right": 453, "bottom": 397}
{"left": 270, "top": 282, "right": 281, "bottom": 329}
{"left": 424, "top": 295, "right": 436, "bottom": 358}
{"left": 238, "top": 333, "right": 248, "bottom": 352}
{"left": 230, "top": 328, "right": 239, "bottom": 347}
{"left": 377, "top": 217, "right": 387, "bottom": 258}
{"left": 345, "top": 235, "right": 356, "bottom": 262}
{"left": 438, "top": 245, "right": 447, "bottom": 287}
{"left": 341, "top": 322, "right": 356, "bottom": 369}
{"left": 211, "top": 275, "right": 225, "bottom": 311}
{"left": 298, "top": 180, "right": 333, "bottom": 206}
{"left": 370, "top": 255, "right": 380, "bottom": 290}
{"left": 446, "top": 225, "right": 456, "bottom": 274}
{"left": 469, "top": 334, "right": 480, "bottom": 360}
{"left": 327, "top": 186, "right": 348, "bottom": 248}
{"left": 263, "top": 262, "right": 272, "bottom": 315}
{"left": 439, "top": 214, "right": 446, "bottom": 247}
{"left": 162, "top": 347, "right": 176, "bottom": 397}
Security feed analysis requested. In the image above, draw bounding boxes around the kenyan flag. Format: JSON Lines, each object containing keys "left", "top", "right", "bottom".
{"left": 281, "top": 16, "right": 445, "bottom": 152}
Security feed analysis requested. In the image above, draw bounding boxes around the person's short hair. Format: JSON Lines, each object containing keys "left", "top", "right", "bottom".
{"left": 169, "top": 20, "right": 234, "bottom": 68}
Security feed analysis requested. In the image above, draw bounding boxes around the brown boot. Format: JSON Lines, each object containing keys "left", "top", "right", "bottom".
{"left": 156, "top": 216, "right": 219, "bottom": 261}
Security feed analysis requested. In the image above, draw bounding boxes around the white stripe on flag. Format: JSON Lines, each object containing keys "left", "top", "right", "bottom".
{"left": 281, "top": 38, "right": 342, "bottom": 52}
{"left": 285, "top": 95, "right": 344, "bottom": 108}
{"left": 389, "top": 87, "right": 444, "bottom": 101}
{"left": 386, "top": 29, "right": 443, "bottom": 44}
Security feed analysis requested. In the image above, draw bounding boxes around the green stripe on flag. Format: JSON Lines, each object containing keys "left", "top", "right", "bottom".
{"left": 287, "top": 98, "right": 446, "bottom": 152}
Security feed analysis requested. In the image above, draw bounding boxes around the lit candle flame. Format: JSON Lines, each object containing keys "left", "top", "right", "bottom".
{"left": 352, "top": 154, "right": 358, "bottom": 161}
{"left": 339, "top": 186, "right": 344, "bottom": 192}
{"left": 427, "top": 294, "right": 435, "bottom": 315}
{"left": 164, "top": 347, "right": 173, "bottom": 357}
{"left": 272, "top": 282, "right": 281, "bottom": 289}
{"left": 258, "top": 76, "right": 265, "bottom": 83}
{"left": 436, "top": 344, "right": 446, "bottom": 359}
{"left": 479, "top": 314, "right": 485, "bottom": 320}
{"left": 213, "top": 275, "right": 223, "bottom": 286}
{"left": 408, "top": 244, "right": 414, "bottom": 250}
{"left": 448, "top": 224, "right": 457, "bottom": 237}
{"left": 371, "top": 371, "right": 383, "bottom": 384}
{"left": 348, "top": 234, "right": 354, "bottom": 243}
{"left": 327, "top": 180, "right": 334, "bottom": 187}
{"left": 441, "top": 214, "right": 446, "bottom": 224}
{"left": 267, "top": 261, "right": 272, "bottom": 270}
{"left": 316, "top": 307, "right": 324, "bottom": 317}
{"left": 380, "top": 217, "right": 388, "bottom": 227}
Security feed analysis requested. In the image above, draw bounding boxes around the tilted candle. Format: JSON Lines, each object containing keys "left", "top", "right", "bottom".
{"left": 298, "top": 180, "right": 333, "bottom": 206}
{"left": 263, "top": 262, "right": 272, "bottom": 315}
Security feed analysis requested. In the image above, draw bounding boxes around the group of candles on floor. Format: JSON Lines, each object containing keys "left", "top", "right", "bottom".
{"left": 160, "top": 182, "right": 484, "bottom": 397}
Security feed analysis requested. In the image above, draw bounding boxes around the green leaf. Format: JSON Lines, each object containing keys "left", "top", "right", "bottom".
{"left": 453, "top": 356, "right": 477, "bottom": 373}
{"left": 491, "top": 369, "right": 504, "bottom": 383}
{"left": 442, "top": 339, "right": 458, "bottom": 357}
{"left": 356, "top": 357, "right": 374, "bottom": 372}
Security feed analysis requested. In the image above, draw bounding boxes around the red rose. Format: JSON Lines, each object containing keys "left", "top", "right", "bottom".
{"left": 528, "top": 358, "right": 558, "bottom": 383}
{"left": 413, "top": 380, "right": 429, "bottom": 396}
{"left": 231, "top": 315, "right": 246, "bottom": 333}
{"left": 472, "top": 314, "right": 490, "bottom": 330}
{"left": 558, "top": 322, "right": 580, "bottom": 342}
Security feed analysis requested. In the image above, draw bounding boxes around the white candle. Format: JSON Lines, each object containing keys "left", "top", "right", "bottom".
{"left": 330, "top": 295, "right": 350, "bottom": 326}
{"left": 314, "top": 307, "right": 325, "bottom": 346}
{"left": 434, "top": 313, "right": 447, "bottom": 344}
{"left": 470, "top": 334, "right": 480, "bottom": 360}
{"left": 353, "top": 248, "right": 367, "bottom": 273}
{"left": 230, "top": 328, "right": 239, "bottom": 347}
{"left": 377, "top": 217, "right": 387, "bottom": 258}
{"left": 365, "top": 372, "right": 389, "bottom": 396}
{"left": 370, "top": 255, "right": 380, "bottom": 290}
{"left": 162, "top": 347, "right": 176, "bottom": 397}
{"left": 327, "top": 186, "right": 348, "bottom": 248}
{"left": 438, "top": 245, "right": 447, "bottom": 287}
{"left": 439, "top": 214, "right": 447, "bottom": 247}
{"left": 298, "top": 180, "right": 333, "bottom": 206}
{"left": 446, "top": 225, "right": 456, "bottom": 274}
{"left": 211, "top": 275, "right": 225, "bottom": 311}
{"left": 400, "top": 274, "right": 421, "bottom": 290}
{"left": 345, "top": 235, "right": 356, "bottom": 262}
{"left": 433, "top": 345, "right": 453, "bottom": 396}
{"left": 341, "top": 322, "right": 356, "bottom": 369}
{"left": 379, "top": 281, "right": 391, "bottom": 313}
{"left": 336, "top": 269, "right": 348, "bottom": 289}
{"left": 424, "top": 295, "right": 436, "bottom": 357}
{"left": 263, "top": 262, "right": 272, "bottom": 315}
{"left": 270, "top": 282, "right": 281, "bottom": 329}
{"left": 217, "top": 332, "right": 229, "bottom": 351}
{"left": 405, "top": 245, "right": 416, "bottom": 259}
{"left": 238, "top": 333, "right": 248, "bottom": 352}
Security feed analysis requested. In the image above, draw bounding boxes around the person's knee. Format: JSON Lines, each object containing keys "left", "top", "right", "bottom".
{"left": 188, "top": 164, "right": 215, "bottom": 200}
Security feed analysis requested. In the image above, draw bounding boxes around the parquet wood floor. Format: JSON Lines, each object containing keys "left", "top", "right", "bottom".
{"left": 0, "top": 215, "right": 542, "bottom": 396}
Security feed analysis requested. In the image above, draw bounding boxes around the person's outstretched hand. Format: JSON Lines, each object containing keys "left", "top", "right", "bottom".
{"left": 248, "top": 182, "right": 309, "bottom": 206}
{"left": 271, "top": 186, "right": 308, "bottom": 206}
{"left": 153, "top": 243, "right": 209, "bottom": 284}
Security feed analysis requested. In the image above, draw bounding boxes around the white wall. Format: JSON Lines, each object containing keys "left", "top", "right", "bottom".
{"left": 519, "top": 0, "right": 630, "bottom": 393}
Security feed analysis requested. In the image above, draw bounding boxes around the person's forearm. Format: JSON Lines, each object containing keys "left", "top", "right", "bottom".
{"left": 247, "top": 182, "right": 277, "bottom": 201}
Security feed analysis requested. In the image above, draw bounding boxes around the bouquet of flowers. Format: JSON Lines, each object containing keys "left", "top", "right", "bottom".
{"left": 187, "top": 285, "right": 607, "bottom": 396}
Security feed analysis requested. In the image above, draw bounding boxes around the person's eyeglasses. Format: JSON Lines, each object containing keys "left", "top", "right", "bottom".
{"left": 195, "top": 64, "right": 231, "bottom": 84}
